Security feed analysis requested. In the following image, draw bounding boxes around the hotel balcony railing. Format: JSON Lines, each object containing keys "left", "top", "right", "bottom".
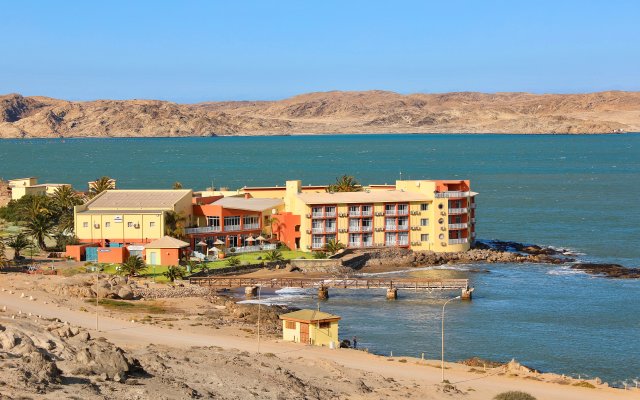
{"left": 471, "top": 203, "right": 476, "bottom": 209}
{"left": 325, "top": 226, "right": 336, "bottom": 233}
{"left": 449, "top": 208, "right": 468, "bottom": 215}
{"left": 385, "top": 210, "right": 397, "bottom": 216}
{"left": 185, "top": 226, "right": 222, "bottom": 234}
{"left": 325, "top": 211, "right": 336, "bottom": 218}
{"left": 312, "top": 212, "right": 324, "bottom": 218}
{"left": 435, "top": 191, "right": 470, "bottom": 198}
{"left": 312, "top": 227, "right": 336, "bottom": 234}
{"left": 243, "top": 223, "right": 259, "bottom": 230}
{"left": 311, "top": 243, "right": 324, "bottom": 249}
{"left": 230, "top": 244, "right": 276, "bottom": 254}
{"left": 385, "top": 240, "right": 409, "bottom": 247}
{"left": 362, "top": 210, "right": 373, "bottom": 216}
{"left": 312, "top": 227, "right": 324, "bottom": 234}
{"left": 348, "top": 211, "right": 361, "bottom": 217}
{"left": 224, "top": 225, "right": 241, "bottom": 232}
{"left": 449, "top": 238, "right": 469, "bottom": 245}
{"left": 471, "top": 218, "right": 476, "bottom": 223}
{"left": 385, "top": 224, "right": 409, "bottom": 231}
{"left": 397, "top": 209, "right": 409, "bottom": 216}
{"left": 349, "top": 241, "right": 374, "bottom": 248}
{"left": 449, "top": 223, "right": 468, "bottom": 230}
{"left": 349, "top": 225, "right": 373, "bottom": 233}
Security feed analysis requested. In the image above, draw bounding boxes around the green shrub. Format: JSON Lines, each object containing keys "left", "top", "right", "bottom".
{"left": 494, "top": 391, "right": 537, "bottom": 400}
{"left": 226, "top": 256, "right": 241, "bottom": 266}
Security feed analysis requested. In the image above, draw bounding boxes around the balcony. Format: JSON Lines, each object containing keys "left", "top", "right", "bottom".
{"left": 224, "top": 225, "right": 241, "bottom": 232}
{"left": 449, "top": 238, "right": 469, "bottom": 245}
{"left": 435, "top": 191, "right": 470, "bottom": 198}
{"left": 385, "top": 210, "right": 397, "bottom": 216}
{"left": 362, "top": 210, "right": 373, "bottom": 216}
{"left": 325, "top": 211, "right": 337, "bottom": 218}
{"left": 448, "top": 223, "right": 468, "bottom": 230}
{"left": 348, "top": 211, "right": 361, "bottom": 217}
{"left": 312, "top": 212, "right": 324, "bottom": 218}
{"left": 471, "top": 203, "right": 476, "bottom": 209}
{"left": 311, "top": 243, "right": 324, "bottom": 249}
{"left": 348, "top": 241, "right": 374, "bottom": 248}
{"left": 449, "top": 208, "right": 468, "bottom": 215}
{"left": 385, "top": 240, "right": 409, "bottom": 247}
{"left": 185, "top": 226, "right": 222, "bottom": 234}
{"left": 471, "top": 218, "right": 476, "bottom": 224}
{"left": 397, "top": 209, "right": 409, "bottom": 216}
{"left": 325, "top": 226, "right": 336, "bottom": 233}
{"left": 312, "top": 227, "right": 324, "bottom": 234}
{"left": 349, "top": 225, "right": 373, "bottom": 233}
{"left": 229, "top": 243, "right": 276, "bottom": 254}
{"left": 244, "top": 223, "right": 260, "bottom": 230}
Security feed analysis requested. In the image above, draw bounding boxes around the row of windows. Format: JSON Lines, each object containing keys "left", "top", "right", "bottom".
{"left": 284, "top": 321, "right": 331, "bottom": 329}
{"left": 206, "top": 215, "right": 260, "bottom": 227}
{"left": 312, "top": 204, "right": 430, "bottom": 214}
{"left": 83, "top": 221, "right": 156, "bottom": 228}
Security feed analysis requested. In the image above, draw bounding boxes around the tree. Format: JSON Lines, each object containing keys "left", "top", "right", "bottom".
{"left": 263, "top": 216, "right": 279, "bottom": 239}
{"left": 172, "top": 181, "right": 183, "bottom": 190}
{"left": 120, "top": 255, "right": 147, "bottom": 277}
{"left": 0, "top": 240, "right": 9, "bottom": 269}
{"left": 164, "top": 210, "right": 187, "bottom": 238}
{"left": 23, "top": 212, "right": 55, "bottom": 250}
{"left": 325, "top": 239, "right": 345, "bottom": 255}
{"left": 226, "top": 256, "right": 241, "bottom": 266}
{"left": 6, "top": 233, "right": 31, "bottom": 259}
{"left": 163, "top": 266, "right": 186, "bottom": 282}
{"left": 89, "top": 176, "right": 116, "bottom": 198}
{"left": 327, "top": 175, "right": 362, "bottom": 193}
{"left": 264, "top": 249, "right": 284, "bottom": 262}
{"left": 51, "top": 185, "right": 83, "bottom": 234}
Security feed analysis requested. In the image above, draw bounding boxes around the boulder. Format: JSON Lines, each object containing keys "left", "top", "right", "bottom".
{"left": 117, "top": 287, "right": 135, "bottom": 300}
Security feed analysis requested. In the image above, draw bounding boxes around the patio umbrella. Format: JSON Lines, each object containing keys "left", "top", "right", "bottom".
{"left": 256, "top": 235, "right": 266, "bottom": 243}
{"left": 196, "top": 240, "right": 207, "bottom": 247}
{"left": 246, "top": 236, "right": 255, "bottom": 242}
{"left": 214, "top": 239, "right": 225, "bottom": 245}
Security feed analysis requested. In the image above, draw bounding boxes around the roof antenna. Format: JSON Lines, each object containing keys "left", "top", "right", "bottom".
{"left": 399, "top": 171, "right": 403, "bottom": 180}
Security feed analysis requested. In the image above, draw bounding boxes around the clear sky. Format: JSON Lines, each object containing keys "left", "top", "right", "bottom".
{"left": 1, "top": 0, "right": 639, "bottom": 102}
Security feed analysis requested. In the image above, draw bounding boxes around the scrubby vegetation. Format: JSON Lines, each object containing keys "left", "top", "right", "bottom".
{"left": 494, "top": 391, "right": 537, "bottom": 400}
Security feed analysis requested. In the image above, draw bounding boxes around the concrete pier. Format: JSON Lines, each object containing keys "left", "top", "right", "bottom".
{"left": 386, "top": 288, "right": 398, "bottom": 300}
{"left": 461, "top": 287, "right": 474, "bottom": 301}
{"left": 318, "top": 286, "right": 329, "bottom": 300}
{"left": 245, "top": 286, "right": 258, "bottom": 297}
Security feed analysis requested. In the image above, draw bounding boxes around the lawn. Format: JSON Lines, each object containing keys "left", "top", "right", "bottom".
{"left": 92, "top": 249, "right": 308, "bottom": 283}
{"left": 203, "top": 249, "right": 308, "bottom": 268}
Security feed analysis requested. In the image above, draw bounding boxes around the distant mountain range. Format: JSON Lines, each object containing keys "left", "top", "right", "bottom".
{"left": 1, "top": 90, "right": 639, "bottom": 138}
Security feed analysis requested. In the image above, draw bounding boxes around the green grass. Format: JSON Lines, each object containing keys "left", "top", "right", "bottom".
{"left": 203, "top": 249, "right": 308, "bottom": 268}
{"left": 100, "top": 263, "right": 173, "bottom": 283}
{"left": 86, "top": 298, "right": 168, "bottom": 314}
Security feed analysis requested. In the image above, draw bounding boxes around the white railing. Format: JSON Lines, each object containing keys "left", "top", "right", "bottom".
{"left": 185, "top": 226, "right": 221, "bottom": 234}
{"left": 224, "top": 225, "right": 241, "bottom": 232}
{"left": 385, "top": 210, "right": 397, "bottom": 216}
{"left": 325, "top": 226, "right": 336, "bottom": 233}
{"left": 312, "top": 212, "right": 324, "bottom": 218}
{"left": 449, "top": 238, "right": 469, "bottom": 245}
{"left": 471, "top": 218, "right": 476, "bottom": 223}
{"left": 449, "top": 208, "right": 468, "bottom": 215}
{"left": 348, "top": 211, "right": 361, "bottom": 217}
{"left": 397, "top": 209, "right": 409, "bottom": 216}
{"left": 311, "top": 243, "right": 324, "bottom": 249}
{"left": 362, "top": 210, "right": 373, "bottom": 216}
{"left": 312, "top": 227, "right": 324, "bottom": 234}
{"left": 385, "top": 225, "right": 397, "bottom": 231}
{"left": 229, "top": 243, "right": 277, "bottom": 254}
{"left": 385, "top": 240, "right": 397, "bottom": 246}
{"left": 435, "top": 191, "right": 470, "bottom": 198}
{"left": 398, "top": 240, "right": 409, "bottom": 246}
{"left": 449, "top": 223, "right": 468, "bottom": 229}
{"left": 325, "top": 211, "right": 336, "bottom": 218}
{"left": 348, "top": 242, "right": 362, "bottom": 248}
{"left": 243, "top": 223, "right": 259, "bottom": 230}
{"left": 349, "top": 225, "right": 373, "bottom": 233}
{"left": 471, "top": 203, "right": 476, "bottom": 209}
{"left": 398, "top": 224, "right": 409, "bottom": 230}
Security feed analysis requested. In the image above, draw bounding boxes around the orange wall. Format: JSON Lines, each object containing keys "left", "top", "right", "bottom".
{"left": 65, "top": 243, "right": 100, "bottom": 261}
{"left": 97, "top": 247, "right": 129, "bottom": 263}
{"left": 160, "top": 248, "right": 181, "bottom": 265}
{"left": 272, "top": 212, "right": 301, "bottom": 250}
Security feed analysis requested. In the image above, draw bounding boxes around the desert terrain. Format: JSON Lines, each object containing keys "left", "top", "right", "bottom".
{"left": 0, "top": 270, "right": 638, "bottom": 400}
{"left": 1, "top": 90, "right": 640, "bottom": 138}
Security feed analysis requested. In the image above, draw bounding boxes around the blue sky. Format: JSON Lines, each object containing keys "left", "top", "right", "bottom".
{"left": 1, "top": 1, "right": 639, "bottom": 102}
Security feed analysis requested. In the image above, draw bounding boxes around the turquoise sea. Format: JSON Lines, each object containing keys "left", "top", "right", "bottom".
{"left": 1, "top": 134, "right": 639, "bottom": 384}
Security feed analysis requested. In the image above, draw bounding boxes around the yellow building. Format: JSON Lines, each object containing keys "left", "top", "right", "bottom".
{"left": 280, "top": 309, "right": 340, "bottom": 347}
{"left": 8, "top": 177, "right": 71, "bottom": 200}
{"left": 242, "top": 179, "right": 477, "bottom": 253}
{"left": 74, "top": 189, "right": 193, "bottom": 246}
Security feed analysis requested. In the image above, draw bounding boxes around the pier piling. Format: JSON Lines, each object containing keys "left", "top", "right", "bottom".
{"left": 244, "top": 286, "right": 258, "bottom": 297}
{"left": 318, "top": 286, "right": 329, "bottom": 300}
{"left": 386, "top": 288, "right": 398, "bottom": 300}
{"left": 461, "top": 287, "right": 474, "bottom": 301}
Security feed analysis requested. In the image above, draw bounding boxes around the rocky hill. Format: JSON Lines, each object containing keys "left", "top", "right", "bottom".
{"left": 1, "top": 90, "right": 639, "bottom": 138}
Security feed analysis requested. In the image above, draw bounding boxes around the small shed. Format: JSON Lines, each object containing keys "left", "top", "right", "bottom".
{"left": 145, "top": 236, "right": 189, "bottom": 266}
{"left": 280, "top": 309, "right": 340, "bottom": 347}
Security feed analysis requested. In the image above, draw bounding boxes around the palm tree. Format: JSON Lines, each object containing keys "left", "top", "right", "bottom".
{"left": 120, "top": 255, "right": 147, "bottom": 277}
{"left": 263, "top": 216, "right": 279, "bottom": 239}
{"left": 172, "top": 181, "right": 183, "bottom": 190}
{"left": 264, "top": 249, "right": 284, "bottom": 262}
{"left": 163, "top": 266, "right": 186, "bottom": 282}
{"left": 51, "top": 185, "right": 83, "bottom": 234}
{"left": 164, "top": 210, "right": 187, "bottom": 238}
{"left": 327, "top": 175, "right": 363, "bottom": 193}
{"left": 226, "top": 256, "right": 241, "bottom": 266}
{"left": 0, "top": 240, "right": 9, "bottom": 269}
{"left": 23, "top": 213, "right": 55, "bottom": 250}
{"left": 89, "top": 176, "right": 116, "bottom": 198}
{"left": 312, "top": 251, "right": 329, "bottom": 259}
{"left": 6, "top": 233, "right": 31, "bottom": 259}
{"left": 325, "top": 239, "right": 345, "bottom": 255}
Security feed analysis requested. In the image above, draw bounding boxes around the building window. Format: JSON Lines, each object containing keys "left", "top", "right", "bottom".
{"left": 83, "top": 222, "right": 89, "bottom": 228}
{"left": 149, "top": 221, "right": 155, "bottom": 227}
{"left": 294, "top": 225, "right": 300, "bottom": 232}
{"left": 285, "top": 321, "right": 296, "bottom": 329}
{"left": 243, "top": 215, "right": 259, "bottom": 229}
{"left": 421, "top": 203, "right": 429, "bottom": 211}
{"left": 127, "top": 222, "right": 134, "bottom": 228}
{"left": 224, "top": 216, "right": 241, "bottom": 231}
{"left": 420, "top": 218, "right": 429, "bottom": 226}
{"left": 319, "top": 322, "right": 331, "bottom": 329}
{"left": 421, "top": 234, "right": 429, "bottom": 242}
{"left": 105, "top": 222, "right": 111, "bottom": 228}
{"left": 207, "top": 216, "right": 220, "bottom": 227}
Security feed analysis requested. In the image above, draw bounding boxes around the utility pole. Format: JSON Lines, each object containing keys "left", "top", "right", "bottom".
{"left": 257, "top": 286, "right": 261, "bottom": 353}
{"left": 441, "top": 296, "right": 461, "bottom": 382}
{"left": 95, "top": 270, "right": 100, "bottom": 331}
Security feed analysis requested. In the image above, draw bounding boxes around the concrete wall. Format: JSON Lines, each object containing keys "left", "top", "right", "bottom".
{"left": 281, "top": 320, "right": 339, "bottom": 347}
{"left": 289, "top": 258, "right": 342, "bottom": 272}
{"left": 97, "top": 247, "right": 129, "bottom": 264}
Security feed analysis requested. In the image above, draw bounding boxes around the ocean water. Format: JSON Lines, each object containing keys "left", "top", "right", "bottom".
{"left": 1, "top": 134, "right": 639, "bottom": 384}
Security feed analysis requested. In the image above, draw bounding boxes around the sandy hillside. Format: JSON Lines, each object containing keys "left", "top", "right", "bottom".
{"left": 1, "top": 90, "right": 640, "bottom": 138}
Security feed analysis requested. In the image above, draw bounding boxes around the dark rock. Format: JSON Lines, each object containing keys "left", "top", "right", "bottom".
{"left": 570, "top": 263, "right": 640, "bottom": 279}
